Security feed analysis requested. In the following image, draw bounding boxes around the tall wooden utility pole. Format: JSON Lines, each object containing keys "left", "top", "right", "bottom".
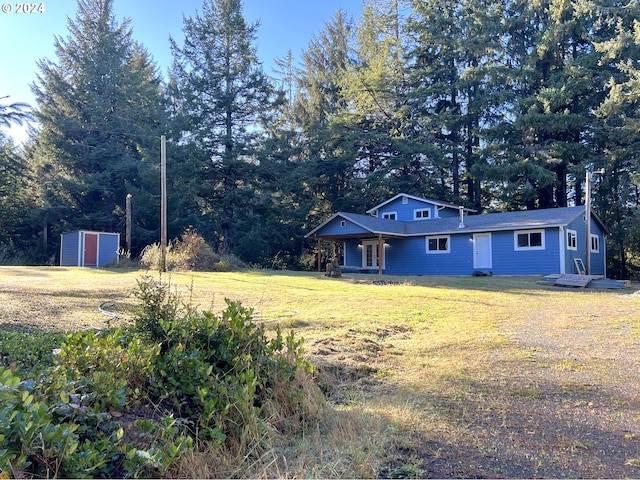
{"left": 585, "top": 168, "right": 604, "bottom": 275}
{"left": 160, "top": 135, "right": 167, "bottom": 272}
{"left": 125, "top": 193, "right": 132, "bottom": 254}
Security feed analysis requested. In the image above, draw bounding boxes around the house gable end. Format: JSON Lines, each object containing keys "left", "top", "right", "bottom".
{"left": 367, "top": 193, "right": 472, "bottom": 222}
{"left": 306, "top": 213, "right": 374, "bottom": 239}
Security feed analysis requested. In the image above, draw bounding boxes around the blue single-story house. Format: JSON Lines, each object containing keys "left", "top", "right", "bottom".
{"left": 306, "top": 193, "right": 609, "bottom": 276}
{"left": 60, "top": 230, "right": 120, "bottom": 268}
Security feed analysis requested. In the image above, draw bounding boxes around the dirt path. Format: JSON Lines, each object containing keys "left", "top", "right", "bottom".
{"left": 377, "top": 291, "right": 640, "bottom": 478}
{"left": 484, "top": 298, "right": 640, "bottom": 478}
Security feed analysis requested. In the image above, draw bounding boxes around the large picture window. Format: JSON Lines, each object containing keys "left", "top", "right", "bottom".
{"left": 514, "top": 229, "right": 545, "bottom": 250}
{"left": 426, "top": 235, "right": 450, "bottom": 253}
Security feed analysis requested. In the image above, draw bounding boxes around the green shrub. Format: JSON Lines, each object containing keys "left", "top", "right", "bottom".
{"left": 171, "top": 228, "right": 219, "bottom": 271}
{"left": 0, "top": 367, "right": 173, "bottom": 479}
{"left": 128, "top": 276, "right": 318, "bottom": 450}
{"left": 0, "top": 329, "right": 66, "bottom": 375}
{"left": 212, "top": 254, "right": 248, "bottom": 272}
{"left": 0, "top": 275, "right": 323, "bottom": 478}
{"left": 139, "top": 228, "right": 221, "bottom": 272}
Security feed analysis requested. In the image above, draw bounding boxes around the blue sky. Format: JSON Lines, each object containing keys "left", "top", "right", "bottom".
{"left": 0, "top": 0, "right": 362, "bottom": 143}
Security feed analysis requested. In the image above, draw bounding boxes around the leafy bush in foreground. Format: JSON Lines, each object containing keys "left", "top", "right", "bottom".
{"left": 0, "top": 330, "right": 66, "bottom": 374}
{"left": 0, "top": 276, "right": 323, "bottom": 478}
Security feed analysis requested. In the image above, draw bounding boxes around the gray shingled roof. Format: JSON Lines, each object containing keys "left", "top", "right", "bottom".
{"left": 308, "top": 205, "right": 608, "bottom": 238}
{"left": 407, "top": 206, "right": 590, "bottom": 236}
{"left": 339, "top": 212, "right": 408, "bottom": 235}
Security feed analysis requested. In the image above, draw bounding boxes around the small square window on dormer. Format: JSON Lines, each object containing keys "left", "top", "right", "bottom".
{"left": 414, "top": 209, "right": 430, "bottom": 220}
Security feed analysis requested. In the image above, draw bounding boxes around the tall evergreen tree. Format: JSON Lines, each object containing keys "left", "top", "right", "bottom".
{"left": 295, "top": 9, "right": 353, "bottom": 130}
{"left": 340, "top": 0, "right": 422, "bottom": 204}
{"left": 30, "top": 0, "right": 165, "bottom": 254}
{"left": 406, "top": 0, "right": 507, "bottom": 207}
{"left": 0, "top": 134, "right": 37, "bottom": 260}
{"left": 591, "top": 0, "right": 640, "bottom": 278}
{"left": 169, "top": 0, "right": 278, "bottom": 256}
{"left": 485, "top": 0, "right": 604, "bottom": 209}
{"left": 293, "top": 9, "right": 358, "bottom": 220}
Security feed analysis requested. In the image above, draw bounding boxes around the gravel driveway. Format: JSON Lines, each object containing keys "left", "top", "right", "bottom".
{"left": 382, "top": 288, "right": 640, "bottom": 478}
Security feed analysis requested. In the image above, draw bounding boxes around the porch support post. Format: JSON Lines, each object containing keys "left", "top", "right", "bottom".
{"left": 378, "top": 235, "right": 383, "bottom": 275}
{"left": 317, "top": 238, "right": 322, "bottom": 272}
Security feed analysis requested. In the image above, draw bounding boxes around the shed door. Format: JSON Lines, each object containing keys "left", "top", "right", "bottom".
{"left": 473, "top": 233, "right": 492, "bottom": 269}
{"left": 84, "top": 233, "right": 98, "bottom": 266}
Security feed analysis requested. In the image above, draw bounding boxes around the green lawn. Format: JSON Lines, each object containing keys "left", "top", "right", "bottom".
{"left": 1, "top": 266, "right": 639, "bottom": 478}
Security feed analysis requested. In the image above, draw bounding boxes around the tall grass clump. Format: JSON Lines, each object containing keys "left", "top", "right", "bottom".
{"left": 0, "top": 275, "right": 324, "bottom": 478}
{"left": 139, "top": 228, "right": 247, "bottom": 272}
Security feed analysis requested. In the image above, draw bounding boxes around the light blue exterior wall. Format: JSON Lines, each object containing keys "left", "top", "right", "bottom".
{"left": 343, "top": 225, "right": 608, "bottom": 276}
{"left": 60, "top": 231, "right": 81, "bottom": 267}
{"left": 60, "top": 231, "right": 120, "bottom": 267}
{"left": 345, "top": 234, "right": 477, "bottom": 275}
{"left": 384, "top": 229, "right": 562, "bottom": 275}
{"left": 317, "top": 217, "right": 371, "bottom": 237}
{"left": 97, "top": 234, "right": 120, "bottom": 267}
{"left": 490, "top": 229, "right": 560, "bottom": 275}
{"left": 321, "top": 201, "right": 608, "bottom": 276}
{"left": 381, "top": 235, "right": 475, "bottom": 275}
{"left": 564, "top": 214, "right": 606, "bottom": 275}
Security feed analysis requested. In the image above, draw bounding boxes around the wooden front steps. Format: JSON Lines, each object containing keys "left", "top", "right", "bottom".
{"left": 539, "top": 274, "right": 629, "bottom": 289}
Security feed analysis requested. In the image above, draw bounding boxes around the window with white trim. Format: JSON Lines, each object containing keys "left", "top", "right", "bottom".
{"left": 567, "top": 229, "right": 577, "bottom": 250}
{"left": 414, "top": 209, "right": 431, "bottom": 220}
{"left": 402, "top": 196, "right": 408, "bottom": 204}
{"left": 340, "top": 220, "right": 346, "bottom": 227}
{"left": 514, "top": 229, "right": 545, "bottom": 250}
{"left": 426, "top": 235, "right": 450, "bottom": 253}
{"left": 590, "top": 234, "right": 600, "bottom": 253}
{"left": 382, "top": 212, "right": 397, "bottom": 220}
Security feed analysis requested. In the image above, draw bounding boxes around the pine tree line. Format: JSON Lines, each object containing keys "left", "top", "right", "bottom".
{"left": 0, "top": 0, "right": 638, "bottom": 278}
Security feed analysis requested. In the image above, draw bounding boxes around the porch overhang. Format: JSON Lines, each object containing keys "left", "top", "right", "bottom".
{"left": 307, "top": 232, "right": 404, "bottom": 242}
{"left": 310, "top": 232, "right": 399, "bottom": 274}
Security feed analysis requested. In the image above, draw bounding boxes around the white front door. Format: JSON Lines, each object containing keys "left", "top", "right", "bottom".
{"left": 473, "top": 233, "right": 492, "bottom": 269}
{"left": 362, "top": 240, "right": 383, "bottom": 269}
